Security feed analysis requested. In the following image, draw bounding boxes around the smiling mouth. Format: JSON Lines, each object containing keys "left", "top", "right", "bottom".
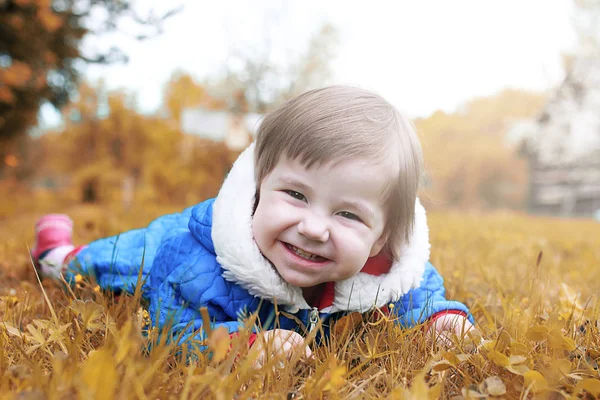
{"left": 284, "top": 243, "right": 329, "bottom": 262}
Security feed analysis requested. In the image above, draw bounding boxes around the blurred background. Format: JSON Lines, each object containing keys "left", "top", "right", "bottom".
{"left": 1, "top": 0, "right": 599, "bottom": 220}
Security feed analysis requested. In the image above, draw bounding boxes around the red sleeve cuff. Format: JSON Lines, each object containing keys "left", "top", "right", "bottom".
{"left": 248, "top": 333, "right": 257, "bottom": 347}
{"left": 64, "top": 245, "right": 87, "bottom": 265}
{"left": 427, "top": 310, "right": 468, "bottom": 330}
{"left": 229, "top": 332, "right": 258, "bottom": 348}
{"left": 429, "top": 309, "right": 468, "bottom": 322}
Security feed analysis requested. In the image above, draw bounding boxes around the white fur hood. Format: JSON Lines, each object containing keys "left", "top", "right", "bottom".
{"left": 211, "top": 144, "right": 431, "bottom": 313}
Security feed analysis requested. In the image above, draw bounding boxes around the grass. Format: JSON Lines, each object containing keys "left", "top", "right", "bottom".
{"left": 1, "top": 204, "right": 600, "bottom": 399}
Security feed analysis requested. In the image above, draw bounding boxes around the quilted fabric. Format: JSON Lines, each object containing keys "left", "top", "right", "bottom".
{"left": 69, "top": 198, "right": 473, "bottom": 350}
{"left": 393, "top": 262, "right": 471, "bottom": 327}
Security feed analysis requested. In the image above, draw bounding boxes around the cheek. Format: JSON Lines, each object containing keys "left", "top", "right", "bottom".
{"left": 331, "top": 233, "right": 373, "bottom": 278}
{"left": 251, "top": 213, "right": 261, "bottom": 241}
{"left": 334, "top": 226, "right": 375, "bottom": 257}
{"left": 252, "top": 204, "right": 277, "bottom": 258}
{"left": 253, "top": 196, "right": 288, "bottom": 242}
{"left": 252, "top": 202, "right": 269, "bottom": 244}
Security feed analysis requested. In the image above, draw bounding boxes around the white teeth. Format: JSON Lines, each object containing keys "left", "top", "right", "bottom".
{"left": 290, "top": 245, "right": 319, "bottom": 261}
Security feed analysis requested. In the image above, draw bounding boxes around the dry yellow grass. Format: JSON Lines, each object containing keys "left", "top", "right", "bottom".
{"left": 1, "top": 204, "right": 600, "bottom": 399}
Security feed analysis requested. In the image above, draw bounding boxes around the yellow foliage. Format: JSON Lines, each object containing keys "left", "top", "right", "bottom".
{"left": 36, "top": 6, "right": 63, "bottom": 32}
{"left": 416, "top": 89, "right": 546, "bottom": 210}
{"left": 0, "top": 86, "right": 15, "bottom": 104}
{"left": 575, "top": 378, "right": 600, "bottom": 397}
{"left": 80, "top": 349, "right": 117, "bottom": 400}
{"left": 207, "top": 326, "right": 231, "bottom": 363}
{"left": 0, "top": 60, "right": 33, "bottom": 88}
{"left": 323, "top": 357, "right": 346, "bottom": 391}
{"left": 523, "top": 370, "right": 549, "bottom": 393}
{"left": 33, "top": 83, "right": 235, "bottom": 208}
{"left": 1, "top": 168, "right": 600, "bottom": 397}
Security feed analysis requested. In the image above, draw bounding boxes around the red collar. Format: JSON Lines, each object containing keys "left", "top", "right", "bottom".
{"left": 360, "top": 252, "right": 393, "bottom": 276}
{"left": 310, "top": 253, "right": 393, "bottom": 310}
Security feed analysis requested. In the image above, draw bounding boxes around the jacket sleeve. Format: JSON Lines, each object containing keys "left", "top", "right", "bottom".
{"left": 147, "top": 227, "right": 260, "bottom": 353}
{"left": 67, "top": 206, "right": 195, "bottom": 295}
{"left": 391, "top": 262, "right": 474, "bottom": 328}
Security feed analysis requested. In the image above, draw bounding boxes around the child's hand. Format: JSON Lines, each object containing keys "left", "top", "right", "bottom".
{"left": 429, "top": 314, "right": 476, "bottom": 347}
{"left": 251, "top": 329, "right": 312, "bottom": 368}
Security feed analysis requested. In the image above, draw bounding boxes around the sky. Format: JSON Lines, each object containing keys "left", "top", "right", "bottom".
{"left": 41, "top": 0, "right": 579, "bottom": 126}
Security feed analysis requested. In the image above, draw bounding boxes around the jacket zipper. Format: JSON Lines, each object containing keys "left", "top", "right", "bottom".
{"left": 308, "top": 307, "right": 319, "bottom": 333}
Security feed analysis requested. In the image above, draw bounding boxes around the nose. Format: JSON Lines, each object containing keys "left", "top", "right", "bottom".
{"left": 298, "top": 214, "right": 329, "bottom": 242}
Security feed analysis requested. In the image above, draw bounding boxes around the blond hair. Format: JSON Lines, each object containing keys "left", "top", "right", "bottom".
{"left": 254, "top": 85, "right": 423, "bottom": 260}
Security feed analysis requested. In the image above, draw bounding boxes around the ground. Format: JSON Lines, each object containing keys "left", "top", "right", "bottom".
{"left": 1, "top": 204, "right": 599, "bottom": 399}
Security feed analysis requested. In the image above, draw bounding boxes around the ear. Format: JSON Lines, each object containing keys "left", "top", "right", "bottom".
{"left": 369, "top": 232, "right": 389, "bottom": 257}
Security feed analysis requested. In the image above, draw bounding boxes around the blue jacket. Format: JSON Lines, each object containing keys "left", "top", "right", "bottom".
{"left": 70, "top": 145, "right": 472, "bottom": 349}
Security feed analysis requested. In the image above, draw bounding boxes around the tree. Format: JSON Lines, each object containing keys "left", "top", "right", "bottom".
{"left": 417, "top": 90, "right": 547, "bottom": 210}
{"left": 162, "top": 71, "right": 226, "bottom": 125}
{"left": 276, "top": 23, "right": 339, "bottom": 104}
{"left": 35, "top": 82, "right": 234, "bottom": 207}
{"left": 573, "top": 0, "right": 600, "bottom": 51}
{"left": 210, "top": 22, "right": 339, "bottom": 113}
{"left": 0, "top": 0, "right": 179, "bottom": 177}
{"left": 42, "top": 82, "right": 166, "bottom": 203}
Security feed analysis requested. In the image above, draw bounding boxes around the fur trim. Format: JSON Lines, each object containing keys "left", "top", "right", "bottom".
{"left": 212, "top": 143, "right": 430, "bottom": 312}
{"left": 212, "top": 144, "right": 309, "bottom": 309}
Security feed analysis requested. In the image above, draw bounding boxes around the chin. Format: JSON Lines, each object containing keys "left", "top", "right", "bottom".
{"left": 278, "top": 272, "right": 317, "bottom": 288}
{"left": 281, "top": 277, "right": 314, "bottom": 288}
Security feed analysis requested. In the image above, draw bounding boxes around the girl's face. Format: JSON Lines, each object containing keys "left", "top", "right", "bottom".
{"left": 252, "top": 157, "right": 389, "bottom": 289}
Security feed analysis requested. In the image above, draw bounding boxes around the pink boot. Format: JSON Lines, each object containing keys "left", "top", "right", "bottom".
{"left": 32, "top": 214, "right": 77, "bottom": 279}
{"left": 32, "top": 214, "right": 74, "bottom": 261}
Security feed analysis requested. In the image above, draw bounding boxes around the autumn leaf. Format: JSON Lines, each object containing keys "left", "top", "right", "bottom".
{"left": 115, "top": 322, "right": 134, "bottom": 364}
{"left": 575, "top": 379, "right": 600, "bottom": 396}
{"left": 510, "top": 342, "right": 528, "bottom": 355}
{"left": 461, "top": 385, "right": 487, "bottom": 398}
{"left": 37, "top": 7, "right": 63, "bottom": 32}
{"left": 431, "top": 359, "right": 453, "bottom": 372}
{"left": 558, "top": 283, "right": 585, "bottom": 314}
{"left": 1, "top": 322, "right": 22, "bottom": 338}
{"left": 46, "top": 322, "right": 72, "bottom": 344}
{"left": 482, "top": 376, "right": 506, "bottom": 396}
{"left": 80, "top": 349, "right": 117, "bottom": 400}
{"left": 496, "top": 330, "right": 512, "bottom": 352}
{"left": 207, "top": 326, "right": 231, "bottom": 363}
{"left": 333, "top": 312, "right": 363, "bottom": 336}
{"left": 441, "top": 351, "right": 463, "bottom": 365}
{"left": 523, "top": 370, "right": 548, "bottom": 393}
{"left": 70, "top": 299, "right": 104, "bottom": 332}
{"left": 487, "top": 350, "right": 510, "bottom": 367}
{"left": 508, "top": 355, "right": 527, "bottom": 365}
{"left": 547, "top": 328, "right": 563, "bottom": 349}
{"left": 561, "top": 336, "right": 577, "bottom": 351}
{"left": 0, "top": 86, "right": 15, "bottom": 105}
{"left": 323, "top": 359, "right": 346, "bottom": 391}
{"left": 506, "top": 363, "right": 530, "bottom": 376}
{"left": 1, "top": 61, "right": 32, "bottom": 88}
{"left": 525, "top": 325, "right": 548, "bottom": 342}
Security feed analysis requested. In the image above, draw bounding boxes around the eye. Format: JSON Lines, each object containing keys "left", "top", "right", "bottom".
{"left": 284, "top": 190, "right": 306, "bottom": 202}
{"left": 337, "top": 211, "right": 362, "bottom": 222}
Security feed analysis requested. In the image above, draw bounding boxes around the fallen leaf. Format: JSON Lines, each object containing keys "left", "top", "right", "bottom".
{"left": 523, "top": 370, "right": 548, "bottom": 393}
{"left": 482, "top": 376, "right": 506, "bottom": 396}
{"left": 506, "top": 363, "right": 530, "bottom": 375}
{"left": 487, "top": 350, "right": 510, "bottom": 367}
{"left": 207, "top": 326, "right": 231, "bottom": 363}
{"left": 575, "top": 378, "right": 600, "bottom": 396}
{"left": 508, "top": 355, "right": 527, "bottom": 365}
{"left": 80, "top": 349, "right": 117, "bottom": 400}
{"left": 510, "top": 342, "right": 528, "bottom": 355}
{"left": 525, "top": 326, "right": 548, "bottom": 342}
{"left": 432, "top": 360, "right": 454, "bottom": 372}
